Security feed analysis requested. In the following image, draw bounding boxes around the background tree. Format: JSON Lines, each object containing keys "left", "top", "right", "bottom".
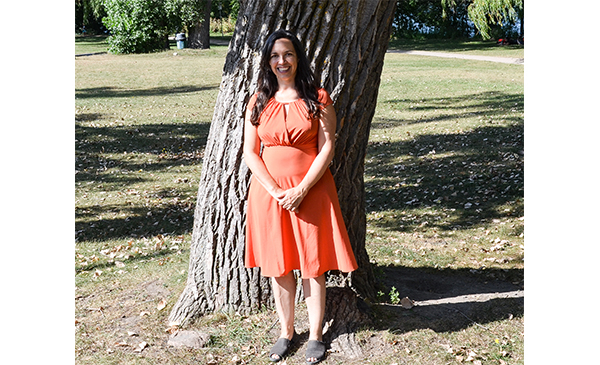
{"left": 394, "top": 0, "right": 474, "bottom": 39}
{"left": 76, "top": 0, "right": 106, "bottom": 34}
{"left": 168, "top": 0, "right": 396, "bottom": 357}
{"left": 442, "top": 0, "right": 523, "bottom": 39}
{"left": 210, "top": 0, "right": 240, "bottom": 35}
{"left": 102, "top": 0, "right": 207, "bottom": 53}
{"left": 185, "top": 0, "right": 211, "bottom": 49}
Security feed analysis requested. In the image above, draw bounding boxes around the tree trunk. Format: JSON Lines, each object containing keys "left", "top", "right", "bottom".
{"left": 169, "top": 0, "right": 396, "bottom": 353}
{"left": 187, "top": 0, "right": 211, "bottom": 49}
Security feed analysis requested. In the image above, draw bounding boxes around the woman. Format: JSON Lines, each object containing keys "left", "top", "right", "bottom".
{"left": 243, "top": 29, "right": 358, "bottom": 364}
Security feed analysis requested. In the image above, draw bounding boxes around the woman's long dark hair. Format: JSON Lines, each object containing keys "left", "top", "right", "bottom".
{"left": 250, "top": 29, "right": 321, "bottom": 126}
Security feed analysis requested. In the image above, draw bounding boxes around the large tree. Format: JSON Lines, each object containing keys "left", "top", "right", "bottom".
{"left": 169, "top": 0, "right": 396, "bottom": 356}
{"left": 443, "top": 0, "right": 524, "bottom": 39}
{"left": 185, "top": 0, "right": 212, "bottom": 49}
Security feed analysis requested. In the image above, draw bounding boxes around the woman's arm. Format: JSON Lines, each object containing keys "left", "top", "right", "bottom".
{"left": 243, "top": 106, "right": 286, "bottom": 201}
{"left": 278, "top": 104, "right": 337, "bottom": 212}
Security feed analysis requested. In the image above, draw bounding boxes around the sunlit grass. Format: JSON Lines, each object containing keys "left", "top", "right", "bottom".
{"left": 75, "top": 40, "right": 523, "bottom": 364}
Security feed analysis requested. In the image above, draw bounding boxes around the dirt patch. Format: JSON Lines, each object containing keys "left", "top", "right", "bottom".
{"left": 76, "top": 269, "right": 523, "bottom": 364}
{"left": 374, "top": 266, "right": 524, "bottom": 334}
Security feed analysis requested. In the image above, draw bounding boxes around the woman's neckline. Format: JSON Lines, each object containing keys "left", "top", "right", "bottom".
{"left": 273, "top": 98, "right": 299, "bottom": 104}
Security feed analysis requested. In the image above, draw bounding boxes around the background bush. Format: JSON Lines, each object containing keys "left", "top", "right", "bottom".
{"left": 102, "top": 0, "right": 205, "bottom": 54}
{"left": 103, "top": 0, "right": 171, "bottom": 53}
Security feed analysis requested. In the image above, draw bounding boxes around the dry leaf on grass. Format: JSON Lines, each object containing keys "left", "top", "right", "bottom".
{"left": 134, "top": 341, "right": 148, "bottom": 353}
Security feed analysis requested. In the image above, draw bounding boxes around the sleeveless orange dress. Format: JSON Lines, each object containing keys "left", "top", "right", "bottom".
{"left": 244, "top": 88, "right": 358, "bottom": 279}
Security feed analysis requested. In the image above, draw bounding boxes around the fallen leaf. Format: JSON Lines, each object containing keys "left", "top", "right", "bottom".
{"left": 157, "top": 299, "right": 167, "bottom": 311}
{"left": 134, "top": 341, "right": 148, "bottom": 353}
{"left": 400, "top": 297, "right": 414, "bottom": 309}
{"left": 165, "top": 325, "right": 179, "bottom": 334}
{"left": 466, "top": 350, "right": 477, "bottom": 361}
{"left": 127, "top": 331, "right": 138, "bottom": 337}
{"left": 206, "top": 354, "right": 218, "bottom": 365}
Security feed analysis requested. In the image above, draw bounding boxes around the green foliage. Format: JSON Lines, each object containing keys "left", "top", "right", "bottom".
{"left": 103, "top": 0, "right": 168, "bottom": 53}
{"left": 211, "top": 0, "right": 233, "bottom": 19}
{"left": 102, "top": 0, "right": 206, "bottom": 54}
{"left": 394, "top": 0, "right": 475, "bottom": 39}
{"left": 442, "top": 0, "right": 523, "bottom": 40}
{"left": 467, "top": 0, "right": 522, "bottom": 39}
{"left": 76, "top": 0, "right": 107, "bottom": 33}
{"left": 166, "top": 0, "right": 206, "bottom": 29}
{"left": 389, "top": 286, "right": 401, "bottom": 305}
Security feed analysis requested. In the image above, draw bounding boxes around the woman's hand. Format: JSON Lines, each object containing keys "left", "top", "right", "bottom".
{"left": 278, "top": 186, "right": 308, "bottom": 213}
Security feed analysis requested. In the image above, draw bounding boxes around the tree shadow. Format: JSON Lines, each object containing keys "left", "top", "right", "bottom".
{"left": 75, "top": 243, "right": 176, "bottom": 274}
{"left": 75, "top": 84, "right": 218, "bottom": 99}
{"left": 374, "top": 91, "right": 524, "bottom": 129}
{"left": 387, "top": 38, "right": 523, "bottom": 53}
{"left": 365, "top": 92, "right": 523, "bottom": 231}
{"left": 75, "top": 121, "right": 210, "bottom": 179}
{"left": 75, "top": 35, "right": 108, "bottom": 44}
{"left": 75, "top": 120, "right": 211, "bottom": 240}
{"left": 361, "top": 89, "right": 523, "bottom": 333}
{"left": 369, "top": 265, "right": 523, "bottom": 334}
{"left": 75, "top": 191, "right": 196, "bottom": 242}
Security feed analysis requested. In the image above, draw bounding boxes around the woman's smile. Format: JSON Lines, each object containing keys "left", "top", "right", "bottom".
{"left": 270, "top": 38, "right": 298, "bottom": 82}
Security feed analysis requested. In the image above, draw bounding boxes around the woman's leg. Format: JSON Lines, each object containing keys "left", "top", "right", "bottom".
{"left": 303, "top": 274, "right": 326, "bottom": 341}
{"left": 272, "top": 272, "right": 297, "bottom": 340}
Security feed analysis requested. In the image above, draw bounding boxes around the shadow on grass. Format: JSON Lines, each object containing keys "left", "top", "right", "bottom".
{"left": 370, "top": 265, "right": 523, "bottom": 334}
{"left": 75, "top": 193, "right": 195, "bottom": 242}
{"left": 375, "top": 91, "right": 524, "bottom": 128}
{"left": 388, "top": 38, "right": 523, "bottom": 53}
{"left": 75, "top": 244, "right": 177, "bottom": 274}
{"left": 76, "top": 121, "right": 211, "bottom": 240}
{"left": 75, "top": 120, "right": 210, "bottom": 169}
{"left": 361, "top": 89, "right": 523, "bottom": 333}
{"left": 366, "top": 91, "right": 523, "bottom": 231}
{"left": 76, "top": 35, "right": 108, "bottom": 43}
{"left": 76, "top": 84, "right": 218, "bottom": 99}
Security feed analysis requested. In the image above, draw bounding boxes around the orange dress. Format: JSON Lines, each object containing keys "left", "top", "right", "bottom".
{"left": 245, "top": 88, "right": 358, "bottom": 278}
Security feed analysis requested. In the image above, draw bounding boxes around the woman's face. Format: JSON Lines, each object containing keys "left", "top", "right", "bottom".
{"left": 269, "top": 38, "right": 298, "bottom": 83}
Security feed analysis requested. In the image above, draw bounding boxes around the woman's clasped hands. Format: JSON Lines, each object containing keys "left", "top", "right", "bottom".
{"left": 270, "top": 186, "right": 307, "bottom": 213}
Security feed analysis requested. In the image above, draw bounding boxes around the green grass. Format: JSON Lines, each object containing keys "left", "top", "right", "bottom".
{"left": 388, "top": 38, "right": 524, "bottom": 58}
{"left": 75, "top": 38, "right": 523, "bottom": 364}
{"left": 367, "top": 54, "right": 523, "bottom": 273}
{"left": 76, "top": 34, "right": 233, "bottom": 55}
{"left": 76, "top": 35, "right": 109, "bottom": 54}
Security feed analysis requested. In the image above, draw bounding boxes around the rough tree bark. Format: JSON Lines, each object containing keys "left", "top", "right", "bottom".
{"left": 169, "top": 0, "right": 396, "bottom": 356}
{"left": 187, "top": 0, "right": 211, "bottom": 49}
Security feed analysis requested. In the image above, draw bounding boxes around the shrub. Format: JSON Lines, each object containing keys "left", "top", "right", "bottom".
{"left": 102, "top": 0, "right": 206, "bottom": 54}
{"left": 103, "top": 0, "right": 170, "bottom": 53}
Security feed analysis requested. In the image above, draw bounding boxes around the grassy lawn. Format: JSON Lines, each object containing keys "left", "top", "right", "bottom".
{"left": 76, "top": 35, "right": 110, "bottom": 54}
{"left": 388, "top": 38, "right": 524, "bottom": 59}
{"left": 75, "top": 39, "right": 523, "bottom": 364}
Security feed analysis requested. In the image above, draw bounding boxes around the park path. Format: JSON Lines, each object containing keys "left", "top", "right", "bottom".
{"left": 211, "top": 38, "right": 524, "bottom": 64}
{"left": 387, "top": 49, "right": 524, "bottom": 64}
{"left": 76, "top": 39, "right": 523, "bottom": 65}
